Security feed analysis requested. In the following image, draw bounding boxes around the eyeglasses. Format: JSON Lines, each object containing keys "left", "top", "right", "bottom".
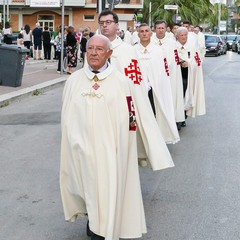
{"left": 86, "top": 46, "right": 107, "bottom": 54}
{"left": 98, "top": 20, "right": 116, "bottom": 26}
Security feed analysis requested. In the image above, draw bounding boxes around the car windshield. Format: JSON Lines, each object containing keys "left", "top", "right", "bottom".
{"left": 205, "top": 36, "right": 218, "bottom": 43}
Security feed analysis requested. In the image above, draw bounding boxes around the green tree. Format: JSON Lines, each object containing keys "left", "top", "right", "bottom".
{"left": 205, "top": 3, "right": 228, "bottom": 33}
{"left": 142, "top": 0, "right": 214, "bottom": 27}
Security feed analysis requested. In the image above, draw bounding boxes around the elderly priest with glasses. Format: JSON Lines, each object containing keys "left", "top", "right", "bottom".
{"left": 60, "top": 34, "right": 174, "bottom": 240}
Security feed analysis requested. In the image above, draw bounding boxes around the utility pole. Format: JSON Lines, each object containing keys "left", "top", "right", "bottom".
{"left": 3, "top": 0, "right": 6, "bottom": 28}
{"left": 7, "top": 0, "right": 9, "bottom": 22}
{"left": 218, "top": 0, "right": 221, "bottom": 35}
{"left": 60, "top": 0, "right": 65, "bottom": 75}
{"left": 149, "top": 1, "right": 152, "bottom": 27}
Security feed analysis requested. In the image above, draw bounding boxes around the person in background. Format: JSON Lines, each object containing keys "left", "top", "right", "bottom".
{"left": 170, "top": 23, "right": 180, "bottom": 40}
{"left": 80, "top": 30, "right": 89, "bottom": 64}
{"left": 51, "top": 27, "right": 58, "bottom": 60}
{"left": 166, "top": 26, "right": 174, "bottom": 39}
{"left": 134, "top": 23, "right": 180, "bottom": 144}
{"left": 17, "top": 33, "right": 24, "bottom": 47}
{"left": 124, "top": 26, "right": 132, "bottom": 44}
{"left": 193, "top": 25, "right": 206, "bottom": 61}
{"left": 55, "top": 26, "right": 67, "bottom": 73}
{"left": 42, "top": 26, "right": 51, "bottom": 60}
{"left": 131, "top": 25, "right": 140, "bottom": 45}
{"left": 22, "top": 24, "right": 32, "bottom": 58}
{"left": 74, "top": 27, "right": 83, "bottom": 61}
{"left": 152, "top": 20, "right": 185, "bottom": 130}
{"left": 3, "top": 21, "right": 12, "bottom": 44}
{"left": 32, "top": 22, "right": 43, "bottom": 60}
{"left": 66, "top": 26, "right": 78, "bottom": 74}
{"left": 176, "top": 26, "right": 206, "bottom": 121}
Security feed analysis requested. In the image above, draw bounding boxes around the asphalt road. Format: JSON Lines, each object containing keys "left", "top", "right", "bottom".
{"left": 1, "top": 51, "right": 240, "bottom": 240}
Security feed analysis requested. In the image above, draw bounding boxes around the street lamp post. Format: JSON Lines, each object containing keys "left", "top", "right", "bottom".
{"left": 7, "top": 0, "right": 9, "bottom": 22}
{"left": 218, "top": 0, "right": 221, "bottom": 35}
{"left": 60, "top": 0, "right": 64, "bottom": 75}
{"left": 149, "top": 1, "right": 152, "bottom": 27}
{"left": 3, "top": 0, "right": 6, "bottom": 28}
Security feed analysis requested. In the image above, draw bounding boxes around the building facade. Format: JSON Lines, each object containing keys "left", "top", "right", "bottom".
{"left": 0, "top": 0, "right": 143, "bottom": 32}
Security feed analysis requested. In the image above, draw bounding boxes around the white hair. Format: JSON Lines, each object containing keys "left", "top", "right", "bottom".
{"left": 175, "top": 26, "right": 188, "bottom": 37}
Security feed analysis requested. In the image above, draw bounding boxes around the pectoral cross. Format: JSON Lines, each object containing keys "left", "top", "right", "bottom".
{"left": 92, "top": 71, "right": 100, "bottom": 90}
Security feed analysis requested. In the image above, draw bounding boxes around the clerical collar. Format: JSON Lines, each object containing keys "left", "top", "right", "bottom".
{"left": 139, "top": 43, "right": 153, "bottom": 54}
{"left": 89, "top": 62, "right": 108, "bottom": 73}
{"left": 157, "top": 35, "right": 167, "bottom": 44}
{"left": 176, "top": 41, "right": 188, "bottom": 49}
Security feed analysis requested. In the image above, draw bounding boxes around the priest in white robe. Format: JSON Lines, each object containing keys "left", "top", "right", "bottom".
{"left": 151, "top": 20, "right": 185, "bottom": 129}
{"left": 98, "top": 10, "right": 173, "bottom": 163}
{"left": 60, "top": 34, "right": 174, "bottom": 240}
{"left": 134, "top": 23, "right": 180, "bottom": 144}
{"left": 176, "top": 27, "right": 206, "bottom": 118}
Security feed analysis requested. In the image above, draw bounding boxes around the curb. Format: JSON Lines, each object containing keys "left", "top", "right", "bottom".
{"left": 25, "top": 59, "right": 57, "bottom": 65}
{"left": 0, "top": 76, "right": 67, "bottom": 106}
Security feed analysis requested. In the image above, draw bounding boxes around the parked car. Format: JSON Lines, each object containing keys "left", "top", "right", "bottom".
{"left": 0, "top": 32, "right": 3, "bottom": 44}
{"left": 225, "top": 34, "right": 238, "bottom": 50}
{"left": 237, "top": 40, "right": 240, "bottom": 54}
{"left": 231, "top": 35, "right": 240, "bottom": 52}
{"left": 205, "top": 34, "right": 222, "bottom": 57}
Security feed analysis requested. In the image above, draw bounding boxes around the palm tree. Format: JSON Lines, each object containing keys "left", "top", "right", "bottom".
{"left": 205, "top": 2, "right": 228, "bottom": 33}
{"left": 142, "top": 0, "right": 213, "bottom": 27}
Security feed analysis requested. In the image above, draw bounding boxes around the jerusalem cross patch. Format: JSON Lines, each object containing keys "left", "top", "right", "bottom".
{"left": 124, "top": 59, "right": 143, "bottom": 85}
{"left": 126, "top": 96, "right": 137, "bottom": 131}
{"left": 174, "top": 49, "right": 181, "bottom": 65}
{"left": 194, "top": 52, "right": 201, "bottom": 66}
{"left": 164, "top": 58, "right": 170, "bottom": 76}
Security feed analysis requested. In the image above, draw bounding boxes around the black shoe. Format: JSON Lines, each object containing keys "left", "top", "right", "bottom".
{"left": 181, "top": 121, "right": 186, "bottom": 127}
{"left": 176, "top": 122, "right": 181, "bottom": 131}
{"left": 91, "top": 233, "right": 105, "bottom": 240}
{"left": 86, "top": 220, "right": 93, "bottom": 237}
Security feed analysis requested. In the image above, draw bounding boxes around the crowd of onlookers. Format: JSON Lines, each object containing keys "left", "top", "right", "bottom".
{"left": 0, "top": 21, "right": 96, "bottom": 74}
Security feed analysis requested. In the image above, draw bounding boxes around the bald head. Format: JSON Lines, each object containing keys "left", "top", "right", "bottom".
{"left": 87, "top": 34, "right": 112, "bottom": 50}
{"left": 86, "top": 34, "right": 113, "bottom": 71}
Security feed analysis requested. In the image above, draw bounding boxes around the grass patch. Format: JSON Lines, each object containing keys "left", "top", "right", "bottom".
{"left": 0, "top": 101, "right": 10, "bottom": 108}
{"left": 32, "top": 89, "right": 41, "bottom": 96}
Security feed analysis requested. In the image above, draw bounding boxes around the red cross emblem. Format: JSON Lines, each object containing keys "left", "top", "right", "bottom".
{"left": 194, "top": 52, "right": 201, "bottom": 66}
{"left": 92, "top": 83, "right": 100, "bottom": 90}
{"left": 126, "top": 96, "right": 137, "bottom": 131}
{"left": 124, "top": 59, "right": 143, "bottom": 85}
{"left": 174, "top": 49, "right": 181, "bottom": 65}
{"left": 164, "top": 58, "right": 170, "bottom": 76}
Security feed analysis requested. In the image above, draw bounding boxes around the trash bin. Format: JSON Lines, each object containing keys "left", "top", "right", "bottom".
{"left": 0, "top": 44, "right": 29, "bottom": 87}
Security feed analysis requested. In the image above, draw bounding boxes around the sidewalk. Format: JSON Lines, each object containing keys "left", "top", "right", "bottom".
{"left": 0, "top": 58, "right": 82, "bottom": 106}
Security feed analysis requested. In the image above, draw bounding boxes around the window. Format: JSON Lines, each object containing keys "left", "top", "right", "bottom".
{"left": 84, "top": 15, "right": 95, "bottom": 21}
